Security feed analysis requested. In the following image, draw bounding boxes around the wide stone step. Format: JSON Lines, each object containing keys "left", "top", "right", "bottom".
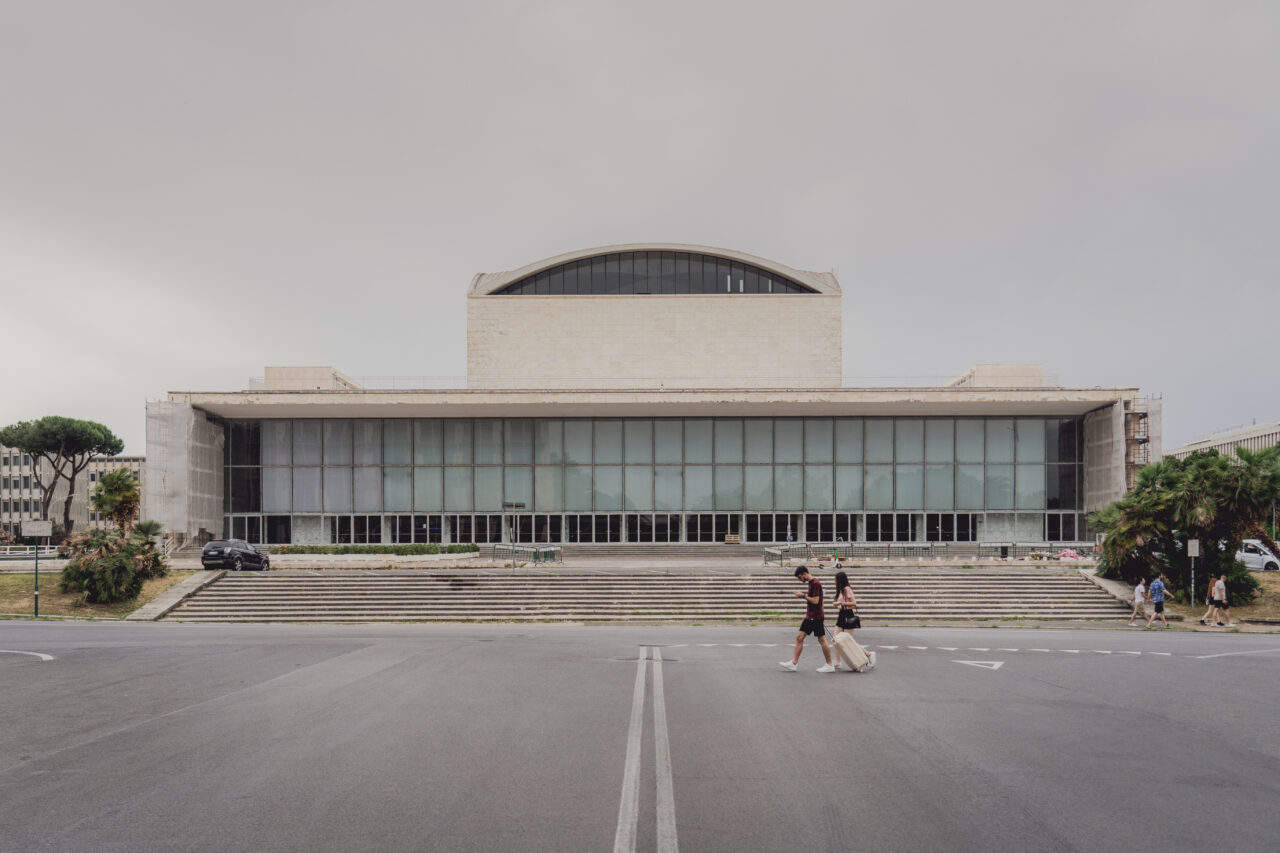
{"left": 168, "top": 571, "right": 1126, "bottom": 622}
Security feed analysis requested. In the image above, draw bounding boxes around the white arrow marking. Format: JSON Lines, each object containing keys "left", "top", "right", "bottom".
{"left": 0, "top": 650, "right": 55, "bottom": 661}
{"left": 954, "top": 660, "right": 1004, "bottom": 670}
{"left": 1194, "top": 648, "right": 1280, "bottom": 660}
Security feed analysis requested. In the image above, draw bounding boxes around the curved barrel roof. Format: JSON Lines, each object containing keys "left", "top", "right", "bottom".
{"left": 469, "top": 242, "right": 841, "bottom": 296}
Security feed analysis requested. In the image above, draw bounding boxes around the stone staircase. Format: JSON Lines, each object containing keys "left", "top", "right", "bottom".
{"left": 166, "top": 569, "right": 1128, "bottom": 623}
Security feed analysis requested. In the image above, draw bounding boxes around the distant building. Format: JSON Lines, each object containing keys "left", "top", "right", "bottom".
{"left": 85, "top": 456, "right": 147, "bottom": 529}
{"left": 145, "top": 243, "right": 1161, "bottom": 547}
{"left": 1, "top": 445, "right": 144, "bottom": 539}
{"left": 1165, "top": 422, "right": 1280, "bottom": 461}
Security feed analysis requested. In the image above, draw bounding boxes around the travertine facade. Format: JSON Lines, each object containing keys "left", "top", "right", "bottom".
{"left": 146, "top": 242, "right": 1160, "bottom": 546}
{"left": 468, "top": 294, "right": 842, "bottom": 389}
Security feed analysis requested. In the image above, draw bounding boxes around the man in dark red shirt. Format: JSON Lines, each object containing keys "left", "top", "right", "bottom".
{"left": 779, "top": 565, "right": 836, "bottom": 672}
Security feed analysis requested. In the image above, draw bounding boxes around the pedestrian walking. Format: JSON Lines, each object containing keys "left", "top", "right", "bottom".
{"left": 1198, "top": 579, "right": 1219, "bottom": 626}
{"left": 1214, "top": 574, "right": 1236, "bottom": 627}
{"left": 779, "top": 565, "right": 835, "bottom": 672}
{"left": 1145, "top": 573, "right": 1171, "bottom": 628}
{"left": 1129, "top": 577, "right": 1147, "bottom": 626}
{"left": 831, "top": 570, "right": 875, "bottom": 670}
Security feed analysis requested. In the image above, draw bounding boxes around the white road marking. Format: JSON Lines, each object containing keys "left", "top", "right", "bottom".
{"left": 938, "top": 647, "right": 957, "bottom": 651}
{"left": 652, "top": 649, "right": 679, "bottom": 853}
{"left": 997, "top": 648, "right": 1020, "bottom": 652}
{"left": 613, "top": 647, "right": 648, "bottom": 853}
{"left": 877, "top": 645, "right": 899, "bottom": 650}
{"left": 1091, "top": 650, "right": 1112, "bottom": 654}
{"left": 0, "top": 650, "right": 55, "bottom": 661}
{"left": 1061, "top": 649, "right": 1079, "bottom": 654}
{"left": 1116, "top": 651, "right": 1141, "bottom": 655}
{"left": 967, "top": 648, "right": 990, "bottom": 652}
{"left": 1193, "top": 648, "right": 1280, "bottom": 660}
{"left": 1149, "top": 652, "right": 1172, "bottom": 656}
{"left": 954, "top": 660, "right": 1004, "bottom": 670}
{"left": 1029, "top": 649, "right": 1052, "bottom": 652}
{"left": 907, "top": 646, "right": 928, "bottom": 650}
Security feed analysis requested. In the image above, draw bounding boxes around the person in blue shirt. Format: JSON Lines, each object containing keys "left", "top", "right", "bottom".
{"left": 1145, "top": 573, "right": 1172, "bottom": 629}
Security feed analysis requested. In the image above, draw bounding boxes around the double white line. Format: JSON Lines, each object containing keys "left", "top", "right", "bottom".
{"left": 613, "top": 646, "right": 678, "bottom": 853}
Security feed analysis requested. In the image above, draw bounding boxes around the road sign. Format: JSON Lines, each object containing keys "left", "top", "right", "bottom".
{"left": 22, "top": 520, "right": 52, "bottom": 538}
{"left": 1188, "top": 539, "right": 1201, "bottom": 557}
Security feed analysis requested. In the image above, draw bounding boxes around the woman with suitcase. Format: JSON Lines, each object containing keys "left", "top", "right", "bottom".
{"left": 831, "top": 571, "right": 875, "bottom": 670}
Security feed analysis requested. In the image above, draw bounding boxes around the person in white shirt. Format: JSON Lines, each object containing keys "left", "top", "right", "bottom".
{"left": 1214, "top": 575, "right": 1235, "bottom": 627}
{"left": 1129, "top": 578, "right": 1147, "bottom": 627}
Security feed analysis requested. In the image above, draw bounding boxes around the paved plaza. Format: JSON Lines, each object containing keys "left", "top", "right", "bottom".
{"left": 2, "top": 622, "right": 1279, "bottom": 852}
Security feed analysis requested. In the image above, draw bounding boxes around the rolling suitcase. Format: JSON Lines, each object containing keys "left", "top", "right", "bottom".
{"left": 832, "top": 632, "right": 870, "bottom": 672}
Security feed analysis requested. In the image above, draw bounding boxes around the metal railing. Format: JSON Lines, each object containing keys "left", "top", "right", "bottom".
{"left": 763, "top": 543, "right": 815, "bottom": 565}
{"left": 0, "top": 545, "right": 61, "bottom": 561}
{"left": 765, "top": 541, "right": 1097, "bottom": 564}
{"left": 492, "top": 543, "right": 565, "bottom": 565}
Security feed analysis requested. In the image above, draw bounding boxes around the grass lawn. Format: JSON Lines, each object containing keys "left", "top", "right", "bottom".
{"left": 0, "top": 571, "right": 196, "bottom": 619}
{"left": 1163, "top": 573, "right": 1280, "bottom": 623}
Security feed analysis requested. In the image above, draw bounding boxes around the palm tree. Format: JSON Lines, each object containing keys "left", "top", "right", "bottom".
{"left": 1093, "top": 489, "right": 1170, "bottom": 579}
{"left": 91, "top": 469, "right": 141, "bottom": 532}
{"left": 132, "top": 519, "right": 164, "bottom": 548}
{"left": 1230, "top": 445, "right": 1280, "bottom": 556}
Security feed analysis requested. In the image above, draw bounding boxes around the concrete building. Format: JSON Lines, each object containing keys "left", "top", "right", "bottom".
{"left": 145, "top": 243, "right": 1160, "bottom": 548}
{"left": 0, "top": 446, "right": 53, "bottom": 539}
{"left": 1165, "top": 422, "right": 1280, "bottom": 461}
{"left": 1, "top": 445, "right": 145, "bottom": 539}
{"left": 85, "top": 456, "right": 147, "bottom": 529}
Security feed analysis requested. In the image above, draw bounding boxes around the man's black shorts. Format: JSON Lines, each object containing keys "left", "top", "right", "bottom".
{"left": 799, "top": 618, "right": 825, "bottom": 636}
{"left": 1154, "top": 601, "right": 1164, "bottom": 614}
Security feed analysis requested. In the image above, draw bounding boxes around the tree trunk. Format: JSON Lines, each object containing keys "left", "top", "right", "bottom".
{"left": 1252, "top": 525, "right": 1280, "bottom": 561}
{"left": 62, "top": 485, "right": 77, "bottom": 538}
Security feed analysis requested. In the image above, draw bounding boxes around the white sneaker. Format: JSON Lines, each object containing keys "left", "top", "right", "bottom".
{"left": 779, "top": 661, "right": 797, "bottom": 672}
{"left": 816, "top": 664, "right": 836, "bottom": 673}
{"left": 868, "top": 651, "right": 877, "bottom": 669}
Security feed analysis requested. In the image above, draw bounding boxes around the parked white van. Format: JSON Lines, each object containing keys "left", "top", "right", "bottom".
{"left": 1237, "top": 539, "right": 1280, "bottom": 572}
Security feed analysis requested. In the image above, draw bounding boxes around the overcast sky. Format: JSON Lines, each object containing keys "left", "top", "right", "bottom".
{"left": 3, "top": 1, "right": 1277, "bottom": 454}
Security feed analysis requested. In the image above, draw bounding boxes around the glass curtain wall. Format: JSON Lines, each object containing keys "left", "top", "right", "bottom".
{"left": 224, "top": 417, "right": 1086, "bottom": 545}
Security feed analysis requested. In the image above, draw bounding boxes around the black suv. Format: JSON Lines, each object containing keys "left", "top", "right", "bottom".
{"left": 201, "top": 539, "right": 270, "bottom": 571}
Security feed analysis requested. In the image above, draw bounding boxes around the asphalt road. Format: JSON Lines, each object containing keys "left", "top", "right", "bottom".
{"left": 2, "top": 622, "right": 1279, "bottom": 853}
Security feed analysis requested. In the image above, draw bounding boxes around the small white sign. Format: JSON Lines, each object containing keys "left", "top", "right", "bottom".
{"left": 22, "top": 520, "right": 53, "bottom": 537}
{"left": 1188, "top": 539, "right": 1201, "bottom": 558}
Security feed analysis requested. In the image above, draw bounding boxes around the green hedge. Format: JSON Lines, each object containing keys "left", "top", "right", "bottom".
{"left": 272, "top": 544, "right": 479, "bottom": 555}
